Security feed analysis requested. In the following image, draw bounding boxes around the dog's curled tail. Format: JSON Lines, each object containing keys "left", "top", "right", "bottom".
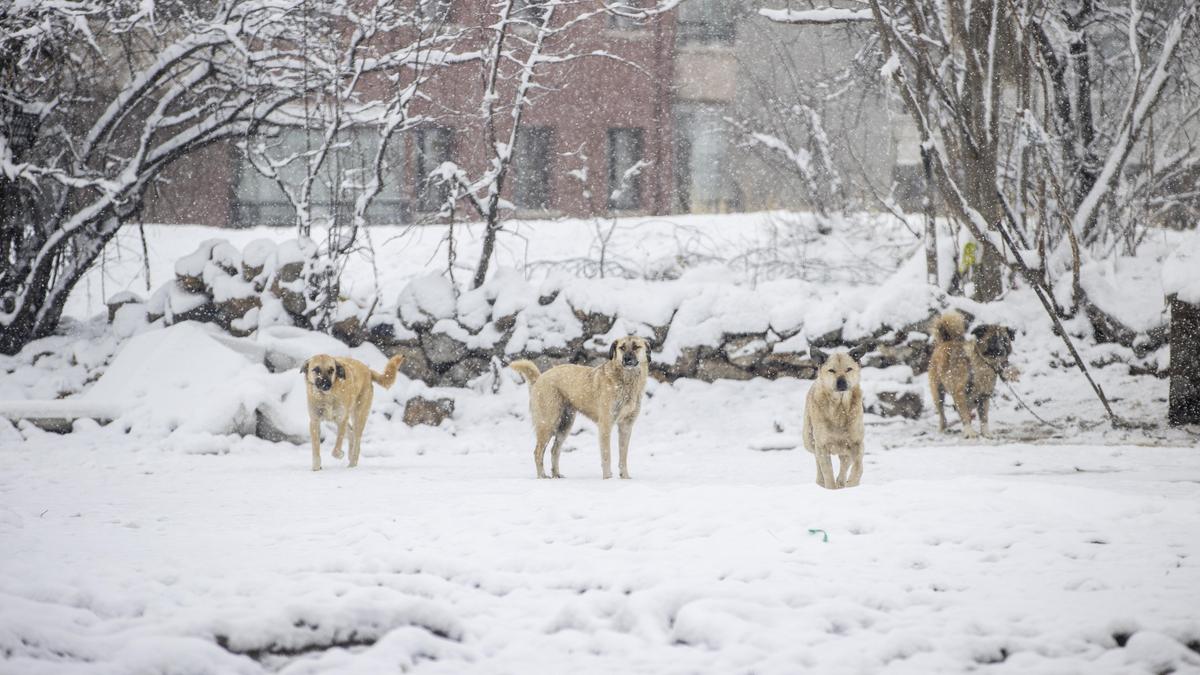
{"left": 931, "top": 310, "right": 967, "bottom": 344}
{"left": 509, "top": 359, "right": 541, "bottom": 385}
{"left": 371, "top": 354, "right": 406, "bottom": 388}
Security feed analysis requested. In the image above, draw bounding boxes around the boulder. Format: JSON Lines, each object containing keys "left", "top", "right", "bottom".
{"left": 723, "top": 335, "right": 769, "bottom": 369}
{"left": 694, "top": 352, "right": 754, "bottom": 382}
{"left": 106, "top": 291, "right": 144, "bottom": 323}
{"left": 421, "top": 331, "right": 468, "bottom": 366}
{"left": 403, "top": 396, "right": 455, "bottom": 427}
{"left": 397, "top": 347, "right": 437, "bottom": 386}
{"left": 443, "top": 357, "right": 490, "bottom": 387}
{"left": 870, "top": 390, "right": 924, "bottom": 419}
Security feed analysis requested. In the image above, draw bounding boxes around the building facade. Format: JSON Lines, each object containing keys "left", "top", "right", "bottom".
{"left": 142, "top": 1, "right": 912, "bottom": 228}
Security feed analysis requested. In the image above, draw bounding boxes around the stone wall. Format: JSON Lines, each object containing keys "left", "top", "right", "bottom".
{"left": 108, "top": 239, "right": 935, "bottom": 418}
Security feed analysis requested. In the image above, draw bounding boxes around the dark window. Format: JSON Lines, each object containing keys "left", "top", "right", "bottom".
{"left": 234, "top": 128, "right": 407, "bottom": 227}
{"left": 609, "top": 0, "right": 647, "bottom": 30}
{"left": 608, "top": 128, "right": 644, "bottom": 211}
{"left": 512, "top": 0, "right": 547, "bottom": 23}
{"left": 677, "top": 0, "right": 735, "bottom": 44}
{"left": 514, "top": 126, "right": 554, "bottom": 210}
{"left": 414, "top": 127, "right": 453, "bottom": 213}
{"left": 416, "top": 0, "right": 451, "bottom": 23}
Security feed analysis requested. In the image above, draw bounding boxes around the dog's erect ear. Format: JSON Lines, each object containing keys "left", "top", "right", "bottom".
{"left": 335, "top": 363, "right": 345, "bottom": 380}
{"left": 608, "top": 341, "right": 619, "bottom": 360}
{"left": 847, "top": 343, "right": 871, "bottom": 363}
{"left": 300, "top": 360, "right": 309, "bottom": 376}
{"left": 810, "top": 347, "right": 829, "bottom": 366}
{"left": 1006, "top": 327, "right": 1017, "bottom": 341}
{"left": 971, "top": 325, "right": 989, "bottom": 339}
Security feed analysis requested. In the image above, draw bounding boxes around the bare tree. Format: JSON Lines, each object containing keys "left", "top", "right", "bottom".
{"left": 0, "top": 0, "right": 462, "bottom": 354}
{"left": 762, "top": 0, "right": 1200, "bottom": 423}
{"left": 427, "top": 0, "right": 683, "bottom": 290}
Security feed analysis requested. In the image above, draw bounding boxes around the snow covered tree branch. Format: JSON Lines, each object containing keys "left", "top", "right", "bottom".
{"left": 0, "top": 0, "right": 468, "bottom": 353}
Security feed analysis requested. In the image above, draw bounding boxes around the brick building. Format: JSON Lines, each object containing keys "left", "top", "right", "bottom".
{"left": 143, "top": 1, "right": 910, "bottom": 228}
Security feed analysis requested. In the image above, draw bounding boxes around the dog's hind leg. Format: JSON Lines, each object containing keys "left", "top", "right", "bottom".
{"left": 534, "top": 427, "right": 553, "bottom": 479}
{"left": 617, "top": 418, "right": 635, "bottom": 480}
{"left": 348, "top": 406, "right": 369, "bottom": 468}
{"left": 310, "top": 420, "right": 323, "bottom": 472}
{"left": 550, "top": 410, "right": 575, "bottom": 478}
{"left": 951, "top": 390, "right": 976, "bottom": 439}
{"left": 846, "top": 451, "right": 864, "bottom": 487}
{"left": 331, "top": 415, "right": 349, "bottom": 460}
{"left": 834, "top": 455, "right": 849, "bottom": 489}
{"left": 976, "top": 398, "right": 991, "bottom": 438}
{"left": 932, "top": 383, "right": 948, "bottom": 432}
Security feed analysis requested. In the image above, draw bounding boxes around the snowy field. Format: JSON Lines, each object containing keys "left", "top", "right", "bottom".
{"left": 3, "top": 373, "right": 1200, "bottom": 674}
{"left": 3, "top": 214, "right": 1200, "bottom": 673}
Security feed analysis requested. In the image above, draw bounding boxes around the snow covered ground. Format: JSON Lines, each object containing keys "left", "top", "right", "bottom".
{"left": 3, "top": 366, "right": 1200, "bottom": 673}
{"left": 3, "top": 214, "right": 1199, "bottom": 673}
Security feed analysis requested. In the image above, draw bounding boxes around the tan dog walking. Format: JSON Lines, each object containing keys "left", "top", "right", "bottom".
{"left": 803, "top": 345, "right": 869, "bottom": 489}
{"left": 928, "top": 310, "right": 1017, "bottom": 438}
{"left": 301, "top": 353, "right": 405, "bottom": 471}
{"left": 510, "top": 336, "right": 650, "bottom": 480}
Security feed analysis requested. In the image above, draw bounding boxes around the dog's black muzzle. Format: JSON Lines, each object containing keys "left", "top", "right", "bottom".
{"left": 315, "top": 377, "right": 333, "bottom": 391}
{"left": 982, "top": 339, "right": 1009, "bottom": 359}
{"left": 622, "top": 356, "right": 639, "bottom": 368}
{"left": 836, "top": 378, "right": 848, "bottom": 392}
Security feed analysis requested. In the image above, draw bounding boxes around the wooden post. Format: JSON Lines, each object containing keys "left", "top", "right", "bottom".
{"left": 1168, "top": 294, "right": 1200, "bottom": 426}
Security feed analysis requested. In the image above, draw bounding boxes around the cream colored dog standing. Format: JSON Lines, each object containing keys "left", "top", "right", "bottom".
{"left": 509, "top": 336, "right": 650, "bottom": 480}
{"left": 302, "top": 353, "right": 405, "bottom": 471}
{"left": 803, "top": 345, "right": 869, "bottom": 489}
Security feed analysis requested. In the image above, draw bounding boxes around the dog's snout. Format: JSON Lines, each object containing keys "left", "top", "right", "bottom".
{"left": 623, "top": 355, "right": 638, "bottom": 367}
{"left": 316, "top": 377, "right": 332, "bottom": 391}
{"left": 836, "top": 377, "right": 848, "bottom": 392}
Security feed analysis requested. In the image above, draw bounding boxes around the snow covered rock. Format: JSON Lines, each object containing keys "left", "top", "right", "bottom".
{"left": 81, "top": 322, "right": 304, "bottom": 438}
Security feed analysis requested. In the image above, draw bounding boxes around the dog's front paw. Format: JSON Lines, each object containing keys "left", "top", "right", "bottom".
{"left": 602, "top": 471, "right": 613, "bottom": 480}
{"left": 332, "top": 448, "right": 344, "bottom": 459}
{"left": 552, "top": 471, "right": 565, "bottom": 479}
{"left": 620, "top": 472, "right": 631, "bottom": 479}
{"left": 312, "top": 465, "right": 322, "bottom": 472}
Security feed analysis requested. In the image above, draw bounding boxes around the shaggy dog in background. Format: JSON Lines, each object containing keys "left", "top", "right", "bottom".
{"left": 302, "top": 354, "right": 405, "bottom": 471}
{"left": 928, "top": 310, "right": 1018, "bottom": 438}
{"left": 510, "top": 336, "right": 650, "bottom": 480}
{"left": 803, "top": 345, "right": 869, "bottom": 490}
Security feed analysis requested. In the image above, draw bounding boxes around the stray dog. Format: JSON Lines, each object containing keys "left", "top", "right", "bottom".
{"left": 803, "top": 344, "right": 869, "bottom": 489}
{"left": 928, "top": 310, "right": 1017, "bottom": 438}
{"left": 509, "top": 336, "right": 650, "bottom": 480}
{"left": 302, "top": 353, "right": 405, "bottom": 471}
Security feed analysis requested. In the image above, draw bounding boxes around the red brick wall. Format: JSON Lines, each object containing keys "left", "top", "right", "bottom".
{"left": 141, "top": 4, "right": 676, "bottom": 226}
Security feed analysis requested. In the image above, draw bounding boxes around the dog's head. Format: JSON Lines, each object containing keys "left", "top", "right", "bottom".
{"left": 301, "top": 354, "right": 344, "bottom": 392}
{"left": 608, "top": 336, "right": 650, "bottom": 369}
{"left": 971, "top": 324, "right": 1016, "bottom": 363}
{"left": 810, "top": 344, "right": 869, "bottom": 393}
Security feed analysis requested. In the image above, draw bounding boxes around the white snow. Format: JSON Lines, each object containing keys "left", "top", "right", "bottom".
{"left": 2, "top": 369, "right": 1198, "bottom": 673}
{"left": 4, "top": 212, "right": 1195, "bottom": 673}
{"left": 1163, "top": 230, "right": 1200, "bottom": 304}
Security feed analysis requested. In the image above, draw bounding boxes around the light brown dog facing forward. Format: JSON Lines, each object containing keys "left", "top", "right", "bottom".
{"left": 301, "top": 353, "right": 405, "bottom": 471}
{"left": 928, "top": 310, "right": 1017, "bottom": 438}
{"left": 803, "top": 345, "right": 869, "bottom": 489}
{"left": 509, "top": 336, "right": 650, "bottom": 480}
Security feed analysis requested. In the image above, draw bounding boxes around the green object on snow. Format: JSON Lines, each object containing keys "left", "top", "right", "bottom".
{"left": 808, "top": 528, "right": 829, "bottom": 543}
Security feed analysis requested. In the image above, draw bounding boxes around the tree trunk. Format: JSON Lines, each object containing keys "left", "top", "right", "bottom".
{"left": 1168, "top": 295, "right": 1200, "bottom": 426}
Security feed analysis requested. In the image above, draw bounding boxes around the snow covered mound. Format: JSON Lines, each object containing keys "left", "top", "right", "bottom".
{"left": 83, "top": 321, "right": 303, "bottom": 437}
{"left": 1163, "top": 231, "right": 1200, "bottom": 304}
